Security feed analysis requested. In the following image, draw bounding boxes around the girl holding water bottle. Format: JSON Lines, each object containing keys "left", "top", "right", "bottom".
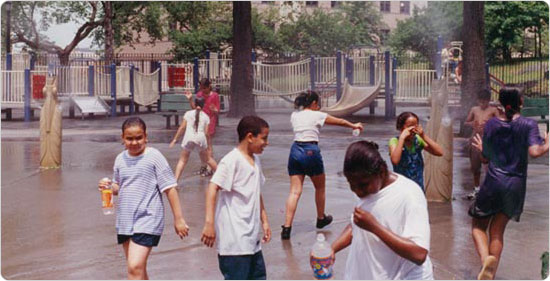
{"left": 281, "top": 91, "right": 363, "bottom": 239}
{"left": 98, "top": 117, "right": 189, "bottom": 279}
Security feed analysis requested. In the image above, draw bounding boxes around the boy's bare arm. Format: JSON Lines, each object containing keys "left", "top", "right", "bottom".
{"left": 201, "top": 182, "right": 220, "bottom": 247}
{"left": 464, "top": 107, "right": 477, "bottom": 127}
{"left": 260, "top": 194, "right": 271, "bottom": 243}
{"left": 164, "top": 187, "right": 189, "bottom": 238}
{"left": 331, "top": 223, "right": 352, "bottom": 254}
{"left": 353, "top": 207, "right": 428, "bottom": 265}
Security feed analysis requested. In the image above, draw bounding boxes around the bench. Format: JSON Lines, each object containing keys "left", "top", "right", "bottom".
{"left": 156, "top": 94, "right": 191, "bottom": 129}
{"left": 523, "top": 97, "right": 549, "bottom": 131}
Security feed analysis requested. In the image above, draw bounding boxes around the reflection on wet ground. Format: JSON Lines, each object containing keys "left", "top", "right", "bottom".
{"left": 2, "top": 106, "right": 548, "bottom": 279}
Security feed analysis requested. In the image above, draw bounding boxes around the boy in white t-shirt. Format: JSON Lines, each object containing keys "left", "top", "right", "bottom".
{"left": 201, "top": 115, "right": 272, "bottom": 280}
{"left": 329, "top": 140, "right": 433, "bottom": 280}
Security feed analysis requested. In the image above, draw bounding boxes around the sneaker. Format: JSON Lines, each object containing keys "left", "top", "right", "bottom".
{"left": 316, "top": 214, "right": 333, "bottom": 229}
{"left": 477, "top": 255, "right": 498, "bottom": 280}
{"left": 281, "top": 225, "right": 291, "bottom": 240}
{"left": 195, "top": 166, "right": 207, "bottom": 175}
{"left": 466, "top": 187, "right": 480, "bottom": 200}
{"left": 201, "top": 169, "right": 213, "bottom": 177}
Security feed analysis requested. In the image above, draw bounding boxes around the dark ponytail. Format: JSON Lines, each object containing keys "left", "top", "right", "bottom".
{"left": 194, "top": 97, "right": 206, "bottom": 132}
{"left": 294, "top": 90, "right": 320, "bottom": 109}
{"left": 498, "top": 87, "right": 522, "bottom": 121}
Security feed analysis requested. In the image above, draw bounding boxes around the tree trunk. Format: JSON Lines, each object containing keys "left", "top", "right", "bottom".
{"left": 104, "top": 1, "right": 114, "bottom": 65}
{"left": 460, "top": 2, "right": 486, "bottom": 136}
{"left": 228, "top": 1, "right": 254, "bottom": 117}
{"left": 58, "top": 52, "right": 70, "bottom": 66}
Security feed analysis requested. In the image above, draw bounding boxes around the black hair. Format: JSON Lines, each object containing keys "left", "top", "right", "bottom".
{"left": 122, "top": 117, "right": 147, "bottom": 134}
{"left": 294, "top": 90, "right": 320, "bottom": 109}
{"left": 343, "top": 140, "right": 388, "bottom": 179}
{"left": 237, "top": 115, "right": 269, "bottom": 142}
{"left": 194, "top": 97, "right": 206, "bottom": 133}
{"left": 477, "top": 89, "right": 491, "bottom": 101}
{"left": 499, "top": 87, "right": 522, "bottom": 121}
{"left": 200, "top": 78, "right": 212, "bottom": 89}
{"left": 396, "top": 111, "right": 419, "bottom": 130}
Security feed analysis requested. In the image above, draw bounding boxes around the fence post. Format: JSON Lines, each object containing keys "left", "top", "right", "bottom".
{"left": 436, "top": 35, "right": 443, "bottom": 79}
{"left": 88, "top": 65, "right": 94, "bottom": 96}
{"left": 369, "top": 55, "right": 376, "bottom": 114}
{"left": 336, "top": 51, "right": 342, "bottom": 101}
{"left": 485, "top": 62, "right": 490, "bottom": 91}
{"left": 30, "top": 54, "right": 36, "bottom": 70}
{"left": 24, "top": 69, "right": 31, "bottom": 122}
{"left": 6, "top": 53, "right": 12, "bottom": 70}
{"left": 346, "top": 57, "right": 354, "bottom": 85}
{"left": 130, "top": 64, "right": 135, "bottom": 114}
{"left": 310, "top": 55, "right": 315, "bottom": 91}
{"left": 391, "top": 57, "right": 397, "bottom": 118}
{"left": 157, "top": 61, "right": 162, "bottom": 93}
{"left": 193, "top": 57, "right": 199, "bottom": 93}
{"left": 384, "top": 51, "right": 391, "bottom": 120}
{"left": 206, "top": 49, "right": 210, "bottom": 79}
{"left": 110, "top": 63, "right": 117, "bottom": 117}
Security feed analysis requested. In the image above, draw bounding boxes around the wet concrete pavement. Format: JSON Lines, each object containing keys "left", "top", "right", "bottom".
{"left": 1, "top": 105, "right": 548, "bottom": 280}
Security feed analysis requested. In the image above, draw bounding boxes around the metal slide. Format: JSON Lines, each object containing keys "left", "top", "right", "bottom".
{"left": 70, "top": 96, "right": 111, "bottom": 118}
{"left": 321, "top": 78, "right": 382, "bottom": 117}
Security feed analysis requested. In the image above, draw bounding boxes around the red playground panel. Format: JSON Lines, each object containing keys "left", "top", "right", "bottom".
{"left": 32, "top": 75, "right": 46, "bottom": 99}
{"left": 168, "top": 66, "right": 186, "bottom": 88}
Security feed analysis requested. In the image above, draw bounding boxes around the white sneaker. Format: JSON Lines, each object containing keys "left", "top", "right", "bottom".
{"left": 466, "top": 187, "right": 480, "bottom": 200}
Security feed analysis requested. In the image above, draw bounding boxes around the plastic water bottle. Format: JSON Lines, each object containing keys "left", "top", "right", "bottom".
{"left": 100, "top": 177, "right": 114, "bottom": 215}
{"left": 352, "top": 129, "right": 360, "bottom": 137}
{"left": 310, "top": 233, "right": 334, "bottom": 280}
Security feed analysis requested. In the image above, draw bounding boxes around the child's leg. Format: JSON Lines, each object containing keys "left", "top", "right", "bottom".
{"left": 174, "top": 150, "right": 191, "bottom": 182}
{"left": 487, "top": 213, "right": 510, "bottom": 274}
{"left": 199, "top": 149, "right": 217, "bottom": 171}
{"left": 310, "top": 173, "right": 327, "bottom": 220}
{"left": 469, "top": 146, "right": 482, "bottom": 187}
{"left": 283, "top": 175, "right": 305, "bottom": 227}
{"left": 206, "top": 135, "right": 214, "bottom": 168}
{"left": 126, "top": 240, "right": 153, "bottom": 280}
{"left": 471, "top": 216, "right": 491, "bottom": 264}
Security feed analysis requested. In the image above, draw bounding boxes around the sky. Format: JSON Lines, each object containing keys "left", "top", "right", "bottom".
{"left": 44, "top": 22, "right": 96, "bottom": 50}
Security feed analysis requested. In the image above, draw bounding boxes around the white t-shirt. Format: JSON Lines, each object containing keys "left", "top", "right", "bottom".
{"left": 291, "top": 110, "right": 328, "bottom": 142}
{"left": 210, "top": 148, "right": 266, "bottom": 256}
{"left": 344, "top": 174, "right": 434, "bottom": 280}
{"left": 181, "top": 109, "right": 210, "bottom": 145}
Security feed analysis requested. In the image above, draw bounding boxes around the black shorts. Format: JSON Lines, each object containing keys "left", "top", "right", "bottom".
{"left": 117, "top": 233, "right": 161, "bottom": 247}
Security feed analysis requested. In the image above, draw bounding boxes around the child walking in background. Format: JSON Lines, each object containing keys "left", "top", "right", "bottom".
{"left": 170, "top": 97, "right": 217, "bottom": 182}
{"left": 98, "top": 117, "right": 189, "bottom": 279}
{"left": 330, "top": 141, "right": 433, "bottom": 279}
{"left": 201, "top": 116, "right": 272, "bottom": 280}
{"left": 464, "top": 89, "right": 500, "bottom": 199}
{"left": 388, "top": 111, "right": 443, "bottom": 191}
{"left": 185, "top": 78, "right": 220, "bottom": 177}
{"left": 470, "top": 88, "right": 548, "bottom": 280}
{"left": 281, "top": 91, "right": 363, "bottom": 239}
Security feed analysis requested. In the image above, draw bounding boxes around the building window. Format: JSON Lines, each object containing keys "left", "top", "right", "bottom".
{"left": 306, "top": 1, "right": 318, "bottom": 7}
{"left": 331, "top": 1, "right": 340, "bottom": 8}
{"left": 380, "top": 1, "right": 391, "bottom": 13}
{"left": 400, "top": 1, "right": 410, "bottom": 14}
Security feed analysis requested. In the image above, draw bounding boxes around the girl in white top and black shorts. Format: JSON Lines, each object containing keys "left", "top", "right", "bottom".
{"left": 170, "top": 97, "right": 218, "bottom": 183}
{"left": 281, "top": 91, "right": 363, "bottom": 239}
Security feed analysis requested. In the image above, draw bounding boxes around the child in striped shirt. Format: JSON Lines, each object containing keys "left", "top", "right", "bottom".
{"left": 98, "top": 117, "right": 189, "bottom": 279}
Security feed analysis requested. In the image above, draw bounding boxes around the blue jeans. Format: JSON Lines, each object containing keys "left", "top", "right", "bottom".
{"left": 218, "top": 251, "right": 266, "bottom": 280}
{"left": 287, "top": 142, "right": 324, "bottom": 176}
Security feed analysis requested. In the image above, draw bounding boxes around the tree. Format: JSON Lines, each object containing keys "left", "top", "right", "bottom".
{"left": 461, "top": 2, "right": 486, "bottom": 135}
{"left": 7, "top": 2, "right": 104, "bottom": 65}
{"left": 229, "top": 1, "right": 254, "bottom": 117}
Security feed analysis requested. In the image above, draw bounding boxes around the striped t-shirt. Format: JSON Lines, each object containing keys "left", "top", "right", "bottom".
{"left": 112, "top": 147, "right": 177, "bottom": 236}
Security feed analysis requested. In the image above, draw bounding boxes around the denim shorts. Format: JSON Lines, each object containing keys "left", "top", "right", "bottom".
{"left": 287, "top": 142, "right": 325, "bottom": 177}
{"left": 218, "top": 251, "right": 266, "bottom": 280}
{"left": 117, "top": 233, "right": 161, "bottom": 247}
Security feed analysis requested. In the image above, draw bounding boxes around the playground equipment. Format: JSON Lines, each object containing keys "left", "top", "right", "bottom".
{"left": 321, "top": 78, "right": 381, "bottom": 117}
{"left": 39, "top": 76, "right": 62, "bottom": 169}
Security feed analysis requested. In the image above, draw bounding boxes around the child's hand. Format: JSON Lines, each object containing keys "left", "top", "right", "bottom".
{"left": 184, "top": 91, "right": 193, "bottom": 100}
{"left": 353, "top": 207, "right": 379, "bottom": 232}
{"left": 399, "top": 126, "right": 415, "bottom": 140}
{"left": 262, "top": 222, "right": 271, "bottom": 243}
{"left": 98, "top": 178, "right": 111, "bottom": 191}
{"left": 353, "top": 122, "right": 364, "bottom": 132}
{"left": 169, "top": 139, "right": 176, "bottom": 148}
{"left": 201, "top": 223, "right": 216, "bottom": 247}
{"left": 472, "top": 133, "right": 483, "bottom": 152}
{"left": 412, "top": 124, "right": 424, "bottom": 137}
{"left": 174, "top": 218, "right": 189, "bottom": 239}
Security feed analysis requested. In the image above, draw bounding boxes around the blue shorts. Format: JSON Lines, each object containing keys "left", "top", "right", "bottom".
{"left": 117, "top": 233, "right": 161, "bottom": 247}
{"left": 218, "top": 251, "right": 266, "bottom": 280}
{"left": 287, "top": 142, "right": 325, "bottom": 177}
